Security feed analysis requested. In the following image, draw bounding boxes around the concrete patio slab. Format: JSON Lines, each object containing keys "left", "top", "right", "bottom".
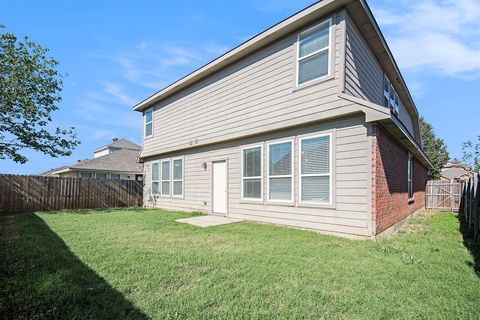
{"left": 176, "top": 215, "right": 243, "bottom": 228}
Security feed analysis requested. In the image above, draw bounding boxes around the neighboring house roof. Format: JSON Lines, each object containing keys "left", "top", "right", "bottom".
{"left": 40, "top": 166, "right": 69, "bottom": 176}
{"left": 441, "top": 167, "right": 473, "bottom": 180}
{"left": 53, "top": 149, "right": 143, "bottom": 174}
{"left": 94, "top": 138, "right": 141, "bottom": 152}
{"left": 443, "top": 162, "right": 471, "bottom": 171}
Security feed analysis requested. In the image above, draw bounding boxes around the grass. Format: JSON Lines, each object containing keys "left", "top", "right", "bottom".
{"left": 1, "top": 208, "right": 480, "bottom": 319}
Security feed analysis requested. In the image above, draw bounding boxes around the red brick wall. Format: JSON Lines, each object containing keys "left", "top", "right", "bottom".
{"left": 371, "top": 125, "right": 428, "bottom": 235}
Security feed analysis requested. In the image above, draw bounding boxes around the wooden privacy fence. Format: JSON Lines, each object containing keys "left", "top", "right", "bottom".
{"left": 0, "top": 174, "right": 143, "bottom": 215}
{"left": 459, "top": 174, "right": 480, "bottom": 240}
{"left": 426, "top": 180, "right": 462, "bottom": 212}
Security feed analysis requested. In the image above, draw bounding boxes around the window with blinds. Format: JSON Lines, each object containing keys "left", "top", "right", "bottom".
{"left": 297, "top": 19, "right": 331, "bottom": 85}
{"left": 408, "top": 155, "right": 414, "bottom": 199}
{"left": 151, "top": 162, "right": 160, "bottom": 194}
{"left": 268, "top": 141, "right": 293, "bottom": 201}
{"left": 242, "top": 146, "right": 263, "bottom": 200}
{"left": 144, "top": 108, "right": 153, "bottom": 137}
{"left": 300, "top": 134, "right": 331, "bottom": 204}
{"left": 161, "top": 160, "right": 170, "bottom": 196}
{"left": 173, "top": 158, "right": 183, "bottom": 197}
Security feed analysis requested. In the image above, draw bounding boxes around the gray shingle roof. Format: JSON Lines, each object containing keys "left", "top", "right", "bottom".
{"left": 441, "top": 167, "right": 471, "bottom": 180}
{"left": 94, "top": 138, "right": 141, "bottom": 152}
{"left": 40, "top": 166, "right": 69, "bottom": 176}
{"left": 66, "top": 148, "right": 143, "bottom": 173}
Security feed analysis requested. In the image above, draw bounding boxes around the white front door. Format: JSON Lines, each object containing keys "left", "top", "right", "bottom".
{"left": 212, "top": 161, "right": 227, "bottom": 215}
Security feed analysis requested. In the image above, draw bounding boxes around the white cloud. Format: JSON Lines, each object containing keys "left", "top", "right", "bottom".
{"left": 371, "top": 0, "right": 480, "bottom": 79}
{"left": 73, "top": 95, "right": 140, "bottom": 130}
{"left": 96, "top": 40, "right": 231, "bottom": 91}
{"left": 103, "top": 82, "right": 137, "bottom": 106}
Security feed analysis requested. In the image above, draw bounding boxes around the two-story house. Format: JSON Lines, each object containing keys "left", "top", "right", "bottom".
{"left": 133, "top": 0, "right": 432, "bottom": 239}
{"left": 42, "top": 138, "right": 144, "bottom": 180}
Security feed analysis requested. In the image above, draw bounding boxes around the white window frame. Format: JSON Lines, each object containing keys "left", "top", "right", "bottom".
{"left": 298, "top": 133, "right": 333, "bottom": 206}
{"left": 241, "top": 145, "right": 263, "bottom": 201}
{"left": 296, "top": 18, "right": 332, "bottom": 87}
{"left": 151, "top": 161, "right": 160, "bottom": 194}
{"left": 383, "top": 75, "right": 399, "bottom": 116}
{"left": 160, "top": 159, "right": 171, "bottom": 196}
{"left": 95, "top": 172, "right": 108, "bottom": 179}
{"left": 267, "top": 139, "right": 294, "bottom": 203}
{"left": 408, "top": 155, "right": 414, "bottom": 199}
{"left": 172, "top": 157, "right": 184, "bottom": 198}
{"left": 79, "top": 171, "right": 93, "bottom": 179}
{"left": 110, "top": 173, "right": 121, "bottom": 180}
{"left": 144, "top": 108, "right": 153, "bottom": 138}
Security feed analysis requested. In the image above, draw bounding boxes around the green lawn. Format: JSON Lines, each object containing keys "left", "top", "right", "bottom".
{"left": 1, "top": 209, "right": 479, "bottom": 319}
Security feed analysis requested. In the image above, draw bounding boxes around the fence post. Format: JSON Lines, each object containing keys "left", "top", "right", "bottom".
{"left": 474, "top": 174, "right": 479, "bottom": 241}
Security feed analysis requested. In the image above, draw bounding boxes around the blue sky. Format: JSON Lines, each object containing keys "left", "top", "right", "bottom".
{"left": 1, "top": 0, "right": 479, "bottom": 174}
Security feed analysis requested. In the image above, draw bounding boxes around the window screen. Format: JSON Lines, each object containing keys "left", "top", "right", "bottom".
{"left": 268, "top": 141, "right": 292, "bottom": 201}
{"left": 173, "top": 159, "right": 183, "bottom": 196}
{"left": 298, "top": 20, "right": 330, "bottom": 85}
{"left": 151, "top": 162, "right": 159, "bottom": 194}
{"left": 300, "top": 135, "right": 331, "bottom": 203}
{"left": 161, "top": 160, "right": 170, "bottom": 195}
{"left": 242, "top": 146, "right": 262, "bottom": 199}
{"left": 145, "top": 109, "right": 153, "bottom": 137}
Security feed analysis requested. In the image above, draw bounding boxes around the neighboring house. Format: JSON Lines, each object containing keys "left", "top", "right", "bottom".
{"left": 133, "top": 0, "right": 433, "bottom": 239}
{"left": 41, "top": 138, "right": 144, "bottom": 180}
{"left": 440, "top": 162, "right": 474, "bottom": 182}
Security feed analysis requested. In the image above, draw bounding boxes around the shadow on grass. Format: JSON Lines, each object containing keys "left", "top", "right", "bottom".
{"left": 40, "top": 207, "right": 148, "bottom": 215}
{"left": 0, "top": 214, "right": 148, "bottom": 320}
{"left": 458, "top": 214, "right": 480, "bottom": 277}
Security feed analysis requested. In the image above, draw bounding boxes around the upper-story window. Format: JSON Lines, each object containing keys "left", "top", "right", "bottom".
{"left": 144, "top": 108, "right": 153, "bottom": 137}
{"left": 297, "top": 19, "right": 331, "bottom": 85}
{"left": 383, "top": 76, "right": 399, "bottom": 116}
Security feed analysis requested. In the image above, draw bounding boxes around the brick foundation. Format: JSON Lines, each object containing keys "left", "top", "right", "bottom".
{"left": 371, "top": 125, "right": 428, "bottom": 235}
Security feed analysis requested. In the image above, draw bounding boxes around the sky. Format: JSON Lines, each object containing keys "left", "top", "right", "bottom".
{"left": 1, "top": 0, "right": 479, "bottom": 174}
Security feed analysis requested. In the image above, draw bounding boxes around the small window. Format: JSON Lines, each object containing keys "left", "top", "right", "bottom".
{"left": 172, "top": 158, "right": 183, "bottom": 197}
{"left": 96, "top": 172, "right": 107, "bottom": 179}
{"left": 79, "top": 172, "right": 93, "bottom": 178}
{"left": 242, "top": 146, "right": 263, "bottom": 200}
{"left": 297, "top": 19, "right": 331, "bottom": 85}
{"left": 300, "top": 134, "right": 331, "bottom": 204}
{"left": 161, "top": 160, "right": 171, "bottom": 195}
{"left": 110, "top": 174, "right": 121, "bottom": 180}
{"left": 408, "top": 155, "right": 414, "bottom": 199}
{"left": 144, "top": 108, "right": 153, "bottom": 137}
{"left": 268, "top": 141, "right": 293, "bottom": 201}
{"left": 151, "top": 163, "right": 159, "bottom": 194}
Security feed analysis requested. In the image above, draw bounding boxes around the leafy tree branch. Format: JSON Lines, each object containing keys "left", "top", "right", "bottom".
{"left": 0, "top": 24, "right": 79, "bottom": 163}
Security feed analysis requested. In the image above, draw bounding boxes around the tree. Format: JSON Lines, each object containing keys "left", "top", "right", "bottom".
{"left": 420, "top": 117, "right": 449, "bottom": 180}
{"left": 0, "top": 25, "right": 79, "bottom": 164}
{"left": 462, "top": 136, "right": 480, "bottom": 172}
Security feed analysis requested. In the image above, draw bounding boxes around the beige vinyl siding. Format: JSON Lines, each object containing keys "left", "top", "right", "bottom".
{"left": 144, "top": 116, "right": 371, "bottom": 238}
{"left": 344, "top": 14, "right": 383, "bottom": 105}
{"left": 397, "top": 99, "right": 415, "bottom": 134}
{"left": 143, "top": 11, "right": 346, "bottom": 157}
{"left": 343, "top": 13, "right": 416, "bottom": 138}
